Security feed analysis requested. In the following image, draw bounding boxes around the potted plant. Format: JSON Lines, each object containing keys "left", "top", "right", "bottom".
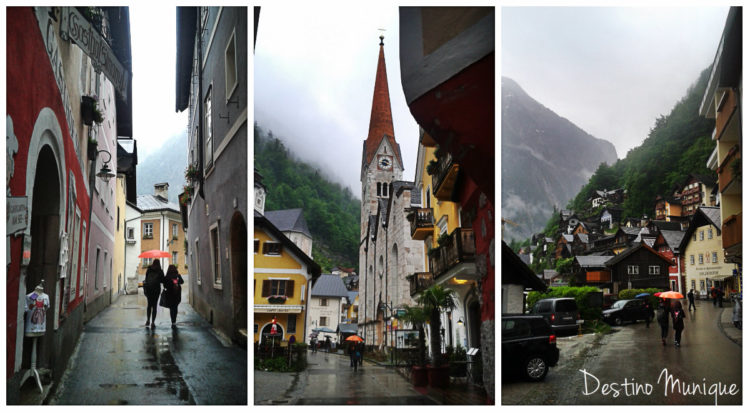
{"left": 185, "top": 164, "right": 200, "bottom": 182}
{"left": 267, "top": 295, "right": 287, "bottom": 304}
{"left": 81, "top": 95, "right": 96, "bottom": 126}
{"left": 448, "top": 345, "right": 467, "bottom": 378}
{"left": 401, "top": 305, "right": 429, "bottom": 386}
{"left": 426, "top": 159, "right": 438, "bottom": 176}
{"left": 437, "top": 232, "right": 451, "bottom": 247}
{"left": 417, "top": 284, "right": 457, "bottom": 388}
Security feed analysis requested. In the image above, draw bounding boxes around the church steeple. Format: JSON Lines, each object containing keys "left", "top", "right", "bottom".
{"left": 363, "top": 35, "right": 402, "bottom": 169}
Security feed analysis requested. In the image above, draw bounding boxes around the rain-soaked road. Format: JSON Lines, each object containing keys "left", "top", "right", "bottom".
{"left": 49, "top": 275, "right": 246, "bottom": 405}
{"left": 502, "top": 299, "right": 741, "bottom": 405}
{"left": 295, "top": 351, "right": 437, "bottom": 404}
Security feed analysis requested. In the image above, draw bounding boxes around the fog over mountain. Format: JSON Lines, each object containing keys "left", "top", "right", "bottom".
{"left": 136, "top": 133, "right": 188, "bottom": 205}
{"left": 501, "top": 77, "right": 618, "bottom": 241}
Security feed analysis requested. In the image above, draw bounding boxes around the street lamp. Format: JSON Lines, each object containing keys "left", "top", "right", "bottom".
{"left": 95, "top": 149, "right": 116, "bottom": 183}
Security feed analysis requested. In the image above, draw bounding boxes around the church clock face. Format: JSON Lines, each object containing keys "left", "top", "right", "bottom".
{"left": 378, "top": 155, "right": 392, "bottom": 171}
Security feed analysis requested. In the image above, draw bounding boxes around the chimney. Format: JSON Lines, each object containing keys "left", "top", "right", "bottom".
{"left": 154, "top": 182, "right": 169, "bottom": 200}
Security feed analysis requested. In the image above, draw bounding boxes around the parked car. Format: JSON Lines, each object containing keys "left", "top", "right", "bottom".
{"left": 602, "top": 299, "right": 653, "bottom": 326}
{"left": 529, "top": 297, "right": 581, "bottom": 333}
{"left": 502, "top": 314, "right": 559, "bottom": 381}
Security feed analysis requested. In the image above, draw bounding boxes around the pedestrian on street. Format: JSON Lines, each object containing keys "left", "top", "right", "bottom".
{"left": 687, "top": 289, "right": 696, "bottom": 311}
{"left": 711, "top": 287, "right": 717, "bottom": 307}
{"left": 161, "top": 264, "right": 184, "bottom": 328}
{"left": 644, "top": 300, "right": 653, "bottom": 328}
{"left": 671, "top": 301, "right": 686, "bottom": 347}
{"left": 325, "top": 336, "right": 331, "bottom": 353}
{"left": 311, "top": 337, "right": 317, "bottom": 353}
{"left": 657, "top": 299, "right": 670, "bottom": 346}
{"left": 717, "top": 288, "right": 724, "bottom": 308}
{"left": 349, "top": 343, "right": 357, "bottom": 368}
{"left": 358, "top": 341, "right": 364, "bottom": 366}
{"left": 143, "top": 260, "right": 164, "bottom": 328}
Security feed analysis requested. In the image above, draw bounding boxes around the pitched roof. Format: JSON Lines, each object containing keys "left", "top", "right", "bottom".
{"left": 137, "top": 194, "right": 180, "bottom": 213}
{"left": 346, "top": 291, "right": 358, "bottom": 305}
{"left": 502, "top": 241, "right": 546, "bottom": 291}
{"left": 605, "top": 243, "right": 673, "bottom": 267}
{"left": 362, "top": 37, "right": 403, "bottom": 169}
{"left": 621, "top": 227, "right": 641, "bottom": 236}
{"left": 678, "top": 206, "right": 722, "bottom": 251}
{"left": 659, "top": 230, "right": 686, "bottom": 252}
{"left": 575, "top": 255, "right": 610, "bottom": 268}
{"left": 254, "top": 212, "right": 321, "bottom": 280}
{"left": 698, "top": 206, "right": 722, "bottom": 228}
{"left": 577, "top": 233, "right": 589, "bottom": 244}
{"left": 311, "top": 274, "right": 350, "bottom": 298}
{"left": 264, "top": 208, "right": 311, "bottom": 237}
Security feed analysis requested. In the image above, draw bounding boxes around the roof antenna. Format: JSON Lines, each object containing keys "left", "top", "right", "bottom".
{"left": 378, "top": 28, "right": 385, "bottom": 45}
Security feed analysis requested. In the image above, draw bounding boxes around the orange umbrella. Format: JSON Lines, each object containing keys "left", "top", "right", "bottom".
{"left": 345, "top": 335, "right": 364, "bottom": 342}
{"left": 138, "top": 249, "right": 171, "bottom": 259}
{"left": 659, "top": 291, "right": 684, "bottom": 299}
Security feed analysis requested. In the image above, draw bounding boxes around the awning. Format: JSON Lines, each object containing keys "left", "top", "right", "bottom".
{"left": 708, "top": 274, "right": 734, "bottom": 281}
{"left": 254, "top": 305, "right": 303, "bottom": 314}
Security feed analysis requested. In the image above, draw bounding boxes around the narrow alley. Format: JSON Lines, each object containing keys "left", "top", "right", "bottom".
{"left": 48, "top": 276, "right": 247, "bottom": 405}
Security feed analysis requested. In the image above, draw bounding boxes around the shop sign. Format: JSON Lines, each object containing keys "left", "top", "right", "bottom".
{"left": 6, "top": 197, "right": 28, "bottom": 235}
{"left": 59, "top": 7, "right": 129, "bottom": 98}
{"left": 696, "top": 266, "right": 723, "bottom": 277}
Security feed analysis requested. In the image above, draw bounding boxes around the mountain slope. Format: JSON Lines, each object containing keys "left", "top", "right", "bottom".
{"left": 567, "top": 67, "right": 715, "bottom": 218}
{"left": 254, "top": 123, "right": 360, "bottom": 272}
{"left": 136, "top": 133, "right": 188, "bottom": 204}
{"left": 501, "top": 77, "right": 618, "bottom": 241}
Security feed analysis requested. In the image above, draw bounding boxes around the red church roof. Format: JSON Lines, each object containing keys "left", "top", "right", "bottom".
{"left": 363, "top": 36, "right": 403, "bottom": 168}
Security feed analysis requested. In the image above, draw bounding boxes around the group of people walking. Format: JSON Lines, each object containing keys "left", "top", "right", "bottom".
{"left": 143, "top": 260, "right": 184, "bottom": 328}
{"left": 655, "top": 298, "right": 686, "bottom": 347}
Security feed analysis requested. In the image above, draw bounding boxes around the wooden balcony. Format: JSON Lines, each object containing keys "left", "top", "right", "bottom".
{"left": 716, "top": 88, "right": 738, "bottom": 141}
{"left": 408, "top": 272, "right": 434, "bottom": 297}
{"left": 431, "top": 153, "right": 460, "bottom": 201}
{"left": 407, "top": 208, "right": 435, "bottom": 240}
{"left": 429, "top": 228, "right": 476, "bottom": 278}
{"left": 586, "top": 271, "right": 611, "bottom": 283}
{"left": 722, "top": 212, "right": 742, "bottom": 251}
{"left": 718, "top": 145, "right": 740, "bottom": 193}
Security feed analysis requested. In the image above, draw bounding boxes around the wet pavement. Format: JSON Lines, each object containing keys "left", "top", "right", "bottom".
{"left": 49, "top": 275, "right": 247, "bottom": 405}
{"left": 255, "top": 350, "right": 437, "bottom": 405}
{"left": 502, "top": 299, "right": 741, "bottom": 405}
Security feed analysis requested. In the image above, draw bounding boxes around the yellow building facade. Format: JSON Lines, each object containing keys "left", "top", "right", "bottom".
{"left": 254, "top": 215, "right": 320, "bottom": 345}
{"left": 683, "top": 221, "right": 734, "bottom": 299}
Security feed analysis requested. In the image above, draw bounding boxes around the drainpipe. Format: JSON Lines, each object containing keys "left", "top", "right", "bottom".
{"left": 383, "top": 213, "right": 388, "bottom": 350}
{"left": 196, "top": 10, "right": 205, "bottom": 200}
{"left": 371, "top": 233, "right": 376, "bottom": 346}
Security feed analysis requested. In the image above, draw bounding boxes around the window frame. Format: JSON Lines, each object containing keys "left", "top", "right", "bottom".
{"left": 209, "top": 222, "right": 221, "bottom": 289}
{"left": 224, "top": 28, "right": 238, "bottom": 101}
{"left": 627, "top": 265, "right": 639, "bottom": 275}
{"left": 204, "top": 85, "right": 214, "bottom": 170}
{"left": 263, "top": 241, "right": 282, "bottom": 256}
{"left": 143, "top": 222, "right": 153, "bottom": 239}
{"left": 648, "top": 265, "right": 660, "bottom": 275}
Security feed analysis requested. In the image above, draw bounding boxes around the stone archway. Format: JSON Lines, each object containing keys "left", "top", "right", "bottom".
{"left": 230, "top": 212, "right": 247, "bottom": 341}
{"left": 22, "top": 144, "right": 61, "bottom": 371}
{"left": 259, "top": 322, "right": 284, "bottom": 345}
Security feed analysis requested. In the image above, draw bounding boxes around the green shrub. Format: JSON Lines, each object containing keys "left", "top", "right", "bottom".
{"left": 617, "top": 288, "right": 663, "bottom": 308}
{"left": 527, "top": 286, "right": 603, "bottom": 321}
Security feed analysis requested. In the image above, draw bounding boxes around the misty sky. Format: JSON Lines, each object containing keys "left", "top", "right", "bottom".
{"left": 502, "top": 6, "right": 729, "bottom": 160}
{"left": 254, "top": 3, "right": 422, "bottom": 198}
{"left": 130, "top": 4, "right": 188, "bottom": 160}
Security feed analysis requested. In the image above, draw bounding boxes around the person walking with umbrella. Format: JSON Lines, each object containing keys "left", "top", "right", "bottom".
{"left": 656, "top": 298, "right": 671, "bottom": 346}
{"left": 162, "top": 264, "right": 184, "bottom": 327}
{"left": 671, "top": 301, "right": 686, "bottom": 347}
{"left": 143, "top": 259, "right": 164, "bottom": 328}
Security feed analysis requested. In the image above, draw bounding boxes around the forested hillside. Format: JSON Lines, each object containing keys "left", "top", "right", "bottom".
{"left": 254, "top": 123, "right": 360, "bottom": 272}
{"left": 567, "top": 66, "right": 715, "bottom": 218}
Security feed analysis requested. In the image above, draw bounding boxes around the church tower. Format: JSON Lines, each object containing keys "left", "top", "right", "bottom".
{"left": 360, "top": 35, "right": 404, "bottom": 239}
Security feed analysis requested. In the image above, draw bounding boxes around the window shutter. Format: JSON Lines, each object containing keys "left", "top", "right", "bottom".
{"left": 262, "top": 242, "right": 268, "bottom": 254}
{"left": 262, "top": 280, "right": 270, "bottom": 297}
{"left": 286, "top": 280, "right": 294, "bottom": 298}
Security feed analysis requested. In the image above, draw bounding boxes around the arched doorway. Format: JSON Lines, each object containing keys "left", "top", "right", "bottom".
{"left": 230, "top": 212, "right": 247, "bottom": 341}
{"left": 22, "top": 145, "right": 61, "bottom": 371}
{"left": 259, "top": 322, "right": 284, "bottom": 345}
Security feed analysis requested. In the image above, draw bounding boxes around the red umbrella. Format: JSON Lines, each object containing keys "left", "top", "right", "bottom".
{"left": 345, "top": 335, "right": 364, "bottom": 342}
{"left": 654, "top": 292, "right": 662, "bottom": 297}
{"left": 138, "top": 249, "right": 171, "bottom": 259}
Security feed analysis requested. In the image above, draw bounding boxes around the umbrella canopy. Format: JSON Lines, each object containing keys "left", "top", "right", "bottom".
{"left": 345, "top": 335, "right": 364, "bottom": 342}
{"left": 138, "top": 249, "right": 171, "bottom": 259}
{"left": 635, "top": 293, "right": 651, "bottom": 298}
{"left": 313, "top": 327, "right": 336, "bottom": 333}
{"left": 654, "top": 292, "right": 662, "bottom": 297}
{"left": 659, "top": 291, "right": 684, "bottom": 299}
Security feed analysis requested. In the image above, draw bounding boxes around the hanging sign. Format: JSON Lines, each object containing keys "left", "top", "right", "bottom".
{"left": 59, "top": 7, "right": 129, "bottom": 99}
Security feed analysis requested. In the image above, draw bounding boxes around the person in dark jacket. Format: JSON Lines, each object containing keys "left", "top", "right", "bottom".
{"left": 687, "top": 289, "right": 696, "bottom": 311}
{"left": 143, "top": 260, "right": 164, "bottom": 328}
{"left": 162, "top": 265, "right": 184, "bottom": 327}
{"left": 671, "top": 301, "right": 686, "bottom": 347}
{"left": 656, "top": 299, "right": 670, "bottom": 346}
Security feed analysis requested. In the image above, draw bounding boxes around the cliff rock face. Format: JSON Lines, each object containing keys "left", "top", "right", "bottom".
{"left": 501, "top": 77, "right": 617, "bottom": 241}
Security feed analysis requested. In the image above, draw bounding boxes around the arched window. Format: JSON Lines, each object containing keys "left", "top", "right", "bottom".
{"left": 391, "top": 243, "right": 399, "bottom": 301}
{"left": 377, "top": 182, "right": 382, "bottom": 197}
